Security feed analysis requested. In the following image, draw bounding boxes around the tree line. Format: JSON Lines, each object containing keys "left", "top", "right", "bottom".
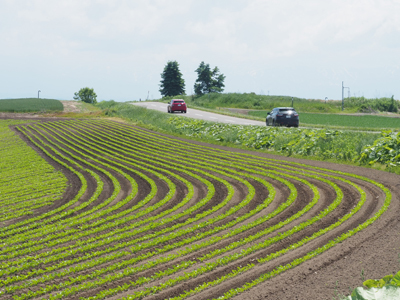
{"left": 73, "top": 61, "right": 225, "bottom": 103}
{"left": 159, "top": 61, "right": 225, "bottom": 97}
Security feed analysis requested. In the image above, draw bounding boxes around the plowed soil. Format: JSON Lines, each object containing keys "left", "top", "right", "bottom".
{"left": 1, "top": 115, "right": 400, "bottom": 300}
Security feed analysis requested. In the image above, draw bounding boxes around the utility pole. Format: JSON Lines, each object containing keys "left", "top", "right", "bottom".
{"left": 342, "top": 82, "right": 344, "bottom": 111}
{"left": 342, "top": 82, "right": 349, "bottom": 111}
{"left": 291, "top": 97, "right": 293, "bottom": 107}
{"left": 38, "top": 90, "right": 41, "bottom": 99}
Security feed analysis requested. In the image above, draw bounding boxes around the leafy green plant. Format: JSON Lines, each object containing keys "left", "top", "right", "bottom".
{"left": 167, "top": 116, "right": 377, "bottom": 162}
{"left": 359, "top": 131, "right": 400, "bottom": 166}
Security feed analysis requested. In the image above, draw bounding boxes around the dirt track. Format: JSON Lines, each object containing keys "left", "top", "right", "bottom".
{"left": 1, "top": 116, "right": 400, "bottom": 300}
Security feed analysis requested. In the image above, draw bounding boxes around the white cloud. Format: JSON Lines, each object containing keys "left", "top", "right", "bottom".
{"left": 0, "top": 0, "right": 399, "bottom": 100}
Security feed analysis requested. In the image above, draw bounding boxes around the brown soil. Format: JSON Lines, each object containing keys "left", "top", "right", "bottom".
{"left": 60, "top": 100, "right": 82, "bottom": 113}
{"left": 0, "top": 116, "right": 399, "bottom": 300}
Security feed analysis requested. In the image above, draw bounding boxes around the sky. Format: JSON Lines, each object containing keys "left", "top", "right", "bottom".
{"left": 1, "top": 0, "right": 399, "bottom": 101}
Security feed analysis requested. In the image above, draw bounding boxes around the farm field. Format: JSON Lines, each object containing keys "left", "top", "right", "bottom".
{"left": 0, "top": 119, "right": 67, "bottom": 224}
{"left": 1, "top": 117, "right": 400, "bottom": 300}
{"left": 248, "top": 110, "right": 400, "bottom": 129}
{"left": 0, "top": 98, "right": 64, "bottom": 113}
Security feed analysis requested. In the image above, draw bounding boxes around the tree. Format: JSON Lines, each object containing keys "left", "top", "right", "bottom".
{"left": 194, "top": 61, "right": 225, "bottom": 96}
{"left": 388, "top": 95, "right": 398, "bottom": 113}
{"left": 159, "top": 61, "right": 185, "bottom": 97}
{"left": 73, "top": 87, "right": 97, "bottom": 104}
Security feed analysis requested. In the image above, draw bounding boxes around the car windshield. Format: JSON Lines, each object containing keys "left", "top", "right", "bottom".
{"left": 174, "top": 101, "right": 184, "bottom": 103}
{"left": 279, "top": 109, "right": 295, "bottom": 113}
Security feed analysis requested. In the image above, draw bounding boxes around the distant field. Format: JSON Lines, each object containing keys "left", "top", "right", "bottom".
{"left": 0, "top": 98, "right": 64, "bottom": 112}
{"left": 248, "top": 110, "right": 400, "bottom": 129}
{"left": 159, "top": 92, "right": 400, "bottom": 113}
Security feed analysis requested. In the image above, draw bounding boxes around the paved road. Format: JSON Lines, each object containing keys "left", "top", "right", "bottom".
{"left": 131, "top": 101, "right": 265, "bottom": 126}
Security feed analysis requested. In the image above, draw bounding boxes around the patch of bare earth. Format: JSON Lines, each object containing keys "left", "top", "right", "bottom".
{"left": 60, "top": 100, "right": 82, "bottom": 113}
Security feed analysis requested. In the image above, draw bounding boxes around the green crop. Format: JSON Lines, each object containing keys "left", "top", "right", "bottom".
{"left": 359, "top": 130, "right": 400, "bottom": 166}
{"left": 0, "top": 120, "right": 67, "bottom": 221}
{"left": 0, "top": 98, "right": 63, "bottom": 112}
{"left": 167, "top": 116, "right": 378, "bottom": 162}
{"left": 0, "top": 118, "right": 393, "bottom": 300}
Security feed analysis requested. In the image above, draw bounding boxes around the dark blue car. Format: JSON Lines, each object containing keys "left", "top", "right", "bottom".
{"left": 266, "top": 107, "right": 299, "bottom": 127}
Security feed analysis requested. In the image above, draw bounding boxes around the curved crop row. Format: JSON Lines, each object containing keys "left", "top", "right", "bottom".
{"left": 0, "top": 118, "right": 392, "bottom": 300}
{"left": 0, "top": 120, "right": 67, "bottom": 222}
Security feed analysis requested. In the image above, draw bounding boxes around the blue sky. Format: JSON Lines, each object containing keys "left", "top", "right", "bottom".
{"left": 1, "top": 0, "right": 399, "bottom": 101}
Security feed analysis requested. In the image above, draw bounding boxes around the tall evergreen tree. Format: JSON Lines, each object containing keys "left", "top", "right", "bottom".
{"left": 194, "top": 61, "right": 225, "bottom": 96}
{"left": 159, "top": 61, "right": 185, "bottom": 97}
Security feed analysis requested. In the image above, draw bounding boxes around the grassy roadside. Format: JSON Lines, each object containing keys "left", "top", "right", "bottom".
{"left": 248, "top": 110, "right": 400, "bottom": 131}
{"left": 141, "top": 98, "right": 400, "bottom": 132}
{"left": 172, "top": 106, "right": 398, "bottom": 132}
{"left": 152, "top": 93, "right": 400, "bottom": 114}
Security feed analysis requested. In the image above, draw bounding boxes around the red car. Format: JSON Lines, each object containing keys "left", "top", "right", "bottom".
{"left": 167, "top": 99, "right": 187, "bottom": 113}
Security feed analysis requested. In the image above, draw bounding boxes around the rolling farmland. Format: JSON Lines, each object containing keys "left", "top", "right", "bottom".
{"left": 0, "top": 99, "right": 63, "bottom": 113}
{"left": 1, "top": 118, "right": 400, "bottom": 299}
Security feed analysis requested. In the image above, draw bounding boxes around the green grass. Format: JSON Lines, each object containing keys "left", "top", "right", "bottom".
{"left": 248, "top": 111, "right": 400, "bottom": 129}
{"left": 0, "top": 98, "right": 64, "bottom": 112}
{"left": 155, "top": 93, "right": 400, "bottom": 114}
{"left": 96, "top": 101, "right": 176, "bottom": 132}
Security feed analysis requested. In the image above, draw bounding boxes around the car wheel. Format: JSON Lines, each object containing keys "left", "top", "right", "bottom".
{"left": 294, "top": 124, "right": 299, "bottom": 127}
{"left": 184, "top": 110, "right": 187, "bottom": 113}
